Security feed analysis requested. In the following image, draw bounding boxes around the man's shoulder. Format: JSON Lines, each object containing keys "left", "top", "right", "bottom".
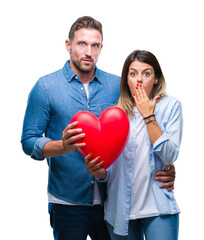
{"left": 39, "top": 68, "right": 63, "bottom": 82}
{"left": 31, "top": 68, "right": 65, "bottom": 93}
{"left": 97, "top": 68, "right": 120, "bottom": 80}
{"left": 96, "top": 68, "right": 121, "bottom": 90}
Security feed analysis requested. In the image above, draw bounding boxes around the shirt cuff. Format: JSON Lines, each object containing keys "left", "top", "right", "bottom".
{"left": 31, "top": 137, "right": 52, "bottom": 160}
{"left": 95, "top": 168, "right": 111, "bottom": 182}
{"left": 153, "top": 133, "right": 168, "bottom": 151}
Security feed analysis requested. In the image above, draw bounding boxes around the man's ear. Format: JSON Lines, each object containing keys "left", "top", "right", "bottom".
{"left": 99, "top": 44, "right": 103, "bottom": 54}
{"left": 65, "top": 39, "right": 71, "bottom": 53}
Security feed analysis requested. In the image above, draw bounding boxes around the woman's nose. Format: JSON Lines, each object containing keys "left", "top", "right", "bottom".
{"left": 137, "top": 74, "right": 143, "bottom": 84}
{"left": 137, "top": 77, "right": 143, "bottom": 84}
{"left": 137, "top": 80, "right": 142, "bottom": 84}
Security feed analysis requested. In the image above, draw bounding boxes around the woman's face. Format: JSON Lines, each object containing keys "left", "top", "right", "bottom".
{"left": 127, "top": 60, "right": 158, "bottom": 99}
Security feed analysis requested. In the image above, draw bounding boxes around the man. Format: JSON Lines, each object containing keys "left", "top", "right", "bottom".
{"left": 21, "top": 16, "right": 175, "bottom": 240}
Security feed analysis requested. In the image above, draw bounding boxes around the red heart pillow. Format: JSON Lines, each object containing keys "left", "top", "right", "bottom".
{"left": 71, "top": 106, "right": 130, "bottom": 169}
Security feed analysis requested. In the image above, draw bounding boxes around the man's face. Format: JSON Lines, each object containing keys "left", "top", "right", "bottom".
{"left": 66, "top": 28, "right": 103, "bottom": 74}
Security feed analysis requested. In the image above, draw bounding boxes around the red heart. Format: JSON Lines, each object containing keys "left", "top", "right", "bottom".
{"left": 71, "top": 106, "right": 130, "bottom": 169}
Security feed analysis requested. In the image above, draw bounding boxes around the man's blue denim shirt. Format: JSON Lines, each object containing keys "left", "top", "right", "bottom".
{"left": 21, "top": 61, "right": 120, "bottom": 205}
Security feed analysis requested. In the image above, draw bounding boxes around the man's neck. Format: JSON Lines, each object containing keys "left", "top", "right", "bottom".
{"left": 78, "top": 71, "right": 94, "bottom": 84}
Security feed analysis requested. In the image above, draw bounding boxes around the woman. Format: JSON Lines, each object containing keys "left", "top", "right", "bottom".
{"left": 85, "top": 50, "right": 183, "bottom": 240}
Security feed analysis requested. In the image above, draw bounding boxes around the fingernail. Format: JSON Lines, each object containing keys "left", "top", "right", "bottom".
{"left": 137, "top": 83, "right": 139, "bottom": 86}
{"left": 133, "top": 94, "right": 135, "bottom": 96}
{"left": 136, "top": 87, "right": 138, "bottom": 90}
{"left": 140, "top": 84, "right": 142, "bottom": 87}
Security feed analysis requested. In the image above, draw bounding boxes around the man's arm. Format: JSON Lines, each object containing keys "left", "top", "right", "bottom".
{"left": 21, "top": 79, "right": 86, "bottom": 160}
{"left": 155, "top": 164, "right": 175, "bottom": 192}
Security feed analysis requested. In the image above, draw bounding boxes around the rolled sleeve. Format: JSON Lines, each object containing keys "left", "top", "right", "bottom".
{"left": 96, "top": 167, "right": 111, "bottom": 183}
{"left": 153, "top": 133, "right": 179, "bottom": 165}
{"left": 152, "top": 98, "right": 183, "bottom": 165}
{"left": 31, "top": 137, "right": 52, "bottom": 160}
{"left": 21, "top": 78, "right": 51, "bottom": 160}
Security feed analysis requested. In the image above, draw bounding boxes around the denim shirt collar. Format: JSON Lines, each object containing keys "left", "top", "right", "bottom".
{"left": 63, "top": 60, "right": 102, "bottom": 84}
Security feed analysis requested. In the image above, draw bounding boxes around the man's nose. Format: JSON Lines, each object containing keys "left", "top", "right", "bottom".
{"left": 85, "top": 46, "right": 92, "bottom": 56}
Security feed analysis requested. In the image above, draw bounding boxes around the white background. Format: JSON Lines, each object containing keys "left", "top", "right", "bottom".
{"left": 1, "top": 0, "right": 203, "bottom": 239}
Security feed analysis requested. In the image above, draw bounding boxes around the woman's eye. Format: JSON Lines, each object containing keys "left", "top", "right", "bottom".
{"left": 130, "top": 72, "right": 136, "bottom": 77}
{"left": 144, "top": 72, "right": 150, "bottom": 77}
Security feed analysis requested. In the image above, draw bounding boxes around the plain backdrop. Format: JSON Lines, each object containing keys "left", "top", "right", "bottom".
{"left": 1, "top": 0, "right": 203, "bottom": 239}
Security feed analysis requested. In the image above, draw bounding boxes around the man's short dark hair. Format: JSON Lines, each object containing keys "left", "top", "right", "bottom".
{"left": 68, "top": 16, "right": 103, "bottom": 42}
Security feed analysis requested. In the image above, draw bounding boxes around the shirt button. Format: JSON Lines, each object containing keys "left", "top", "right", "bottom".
{"left": 81, "top": 87, "right": 83, "bottom": 90}
{"left": 87, "top": 106, "right": 89, "bottom": 108}
{"left": 75, "top": 76, "right": 78, "bottom": 79}
{"left": 91, "top": 181, "right": 94, "bottom": 184}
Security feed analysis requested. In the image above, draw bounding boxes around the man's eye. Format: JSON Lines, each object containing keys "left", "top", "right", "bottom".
{"left": 79, "top": 42, "right": 86, "bottom": 46}
{"left": 93, "top": 44, "right": 99, "bottom": 48}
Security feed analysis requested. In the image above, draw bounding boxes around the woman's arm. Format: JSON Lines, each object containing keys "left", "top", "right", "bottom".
{"left": 145, "top": 117, "right": 163, "bottom": 145}
{"left": 133, "top": 84, "right": 163, "bottom": 145}
{"left": 133, "top": 85, "right": 183, "bottom": 165}
{"left": 152, "top": 100, "right": 183, "bottom": 165}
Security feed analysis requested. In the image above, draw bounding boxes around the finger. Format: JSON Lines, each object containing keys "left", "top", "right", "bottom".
{"left": 135, "top": 85, "right": 142, "bottom": 100}
{"left": 159, "top": 181, "right": 174, "bottom": 190}
{"left": 155, "top": 176, "right": 175, "bottom": 182}
{"left": 74, "top": 143, "right": 86, "bottom": 148}
{"left": 138, "top": 84, "right": 146, "bottom": 98}
{"left": 164, "top": 165, "right": 171, "bottom": 171}
{"left": 62, "top": 121, "right": 78, "bottom": 134}
{"left": 91, "top": 161, "right": 104, "bottom": 171}
{"left": 85, "top": 153, "right": 92, "bottom": 164}
{"left": 64, "top": 133, "right": 85, "bottom": 146}
{"left": 152, "top": 95, "right": 160, "bottom": 108}
{"left": 167, "top": 185, "right": 174, "bottom": 192}
{"left": 62, "top": 128, "right": 82, "bottom": 141}
{"left": 155, "top": 171, "right": 175, "bottom": 177}
{"left": 88, "top": 157, "right": 101, "bottom": 168}
{"left": 133, "top": 91, "right": 138, "bottom": 103}
{"left": 165, "top": 164, "right": 175, "bottom": 173}
{"left": 63, "top": 128, "right": 83, "bottom": 140}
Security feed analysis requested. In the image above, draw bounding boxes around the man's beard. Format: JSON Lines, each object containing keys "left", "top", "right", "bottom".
{"left": 71, "top": 56, "right": 95, "bottom": 73}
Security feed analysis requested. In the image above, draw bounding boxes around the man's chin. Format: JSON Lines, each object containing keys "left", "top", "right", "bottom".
{"left": 72, "top": 60, "right": 95, "bottom": 73}
{"left": 79, "top": 65, "right": 95, "bottom": 73}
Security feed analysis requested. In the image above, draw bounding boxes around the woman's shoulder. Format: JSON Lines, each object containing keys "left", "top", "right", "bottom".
{"left": 160, "top": 95, "right": 181, "bottom": 106}
{"left": 156, "top": 96, "right": 182, "bottom": 114}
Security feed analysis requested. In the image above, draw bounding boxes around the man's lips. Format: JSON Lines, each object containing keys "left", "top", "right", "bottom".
{"left": 81, "top": 58, "right": 93, "bottom": 63}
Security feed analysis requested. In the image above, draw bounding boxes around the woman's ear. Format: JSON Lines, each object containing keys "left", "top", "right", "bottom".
{"left": 154, "top": 79, "right": 158, "bottom": 84}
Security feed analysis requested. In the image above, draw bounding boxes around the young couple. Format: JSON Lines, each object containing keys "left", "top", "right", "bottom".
{"left": 22, "top": 16, "right": 182, "bottom": 240}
